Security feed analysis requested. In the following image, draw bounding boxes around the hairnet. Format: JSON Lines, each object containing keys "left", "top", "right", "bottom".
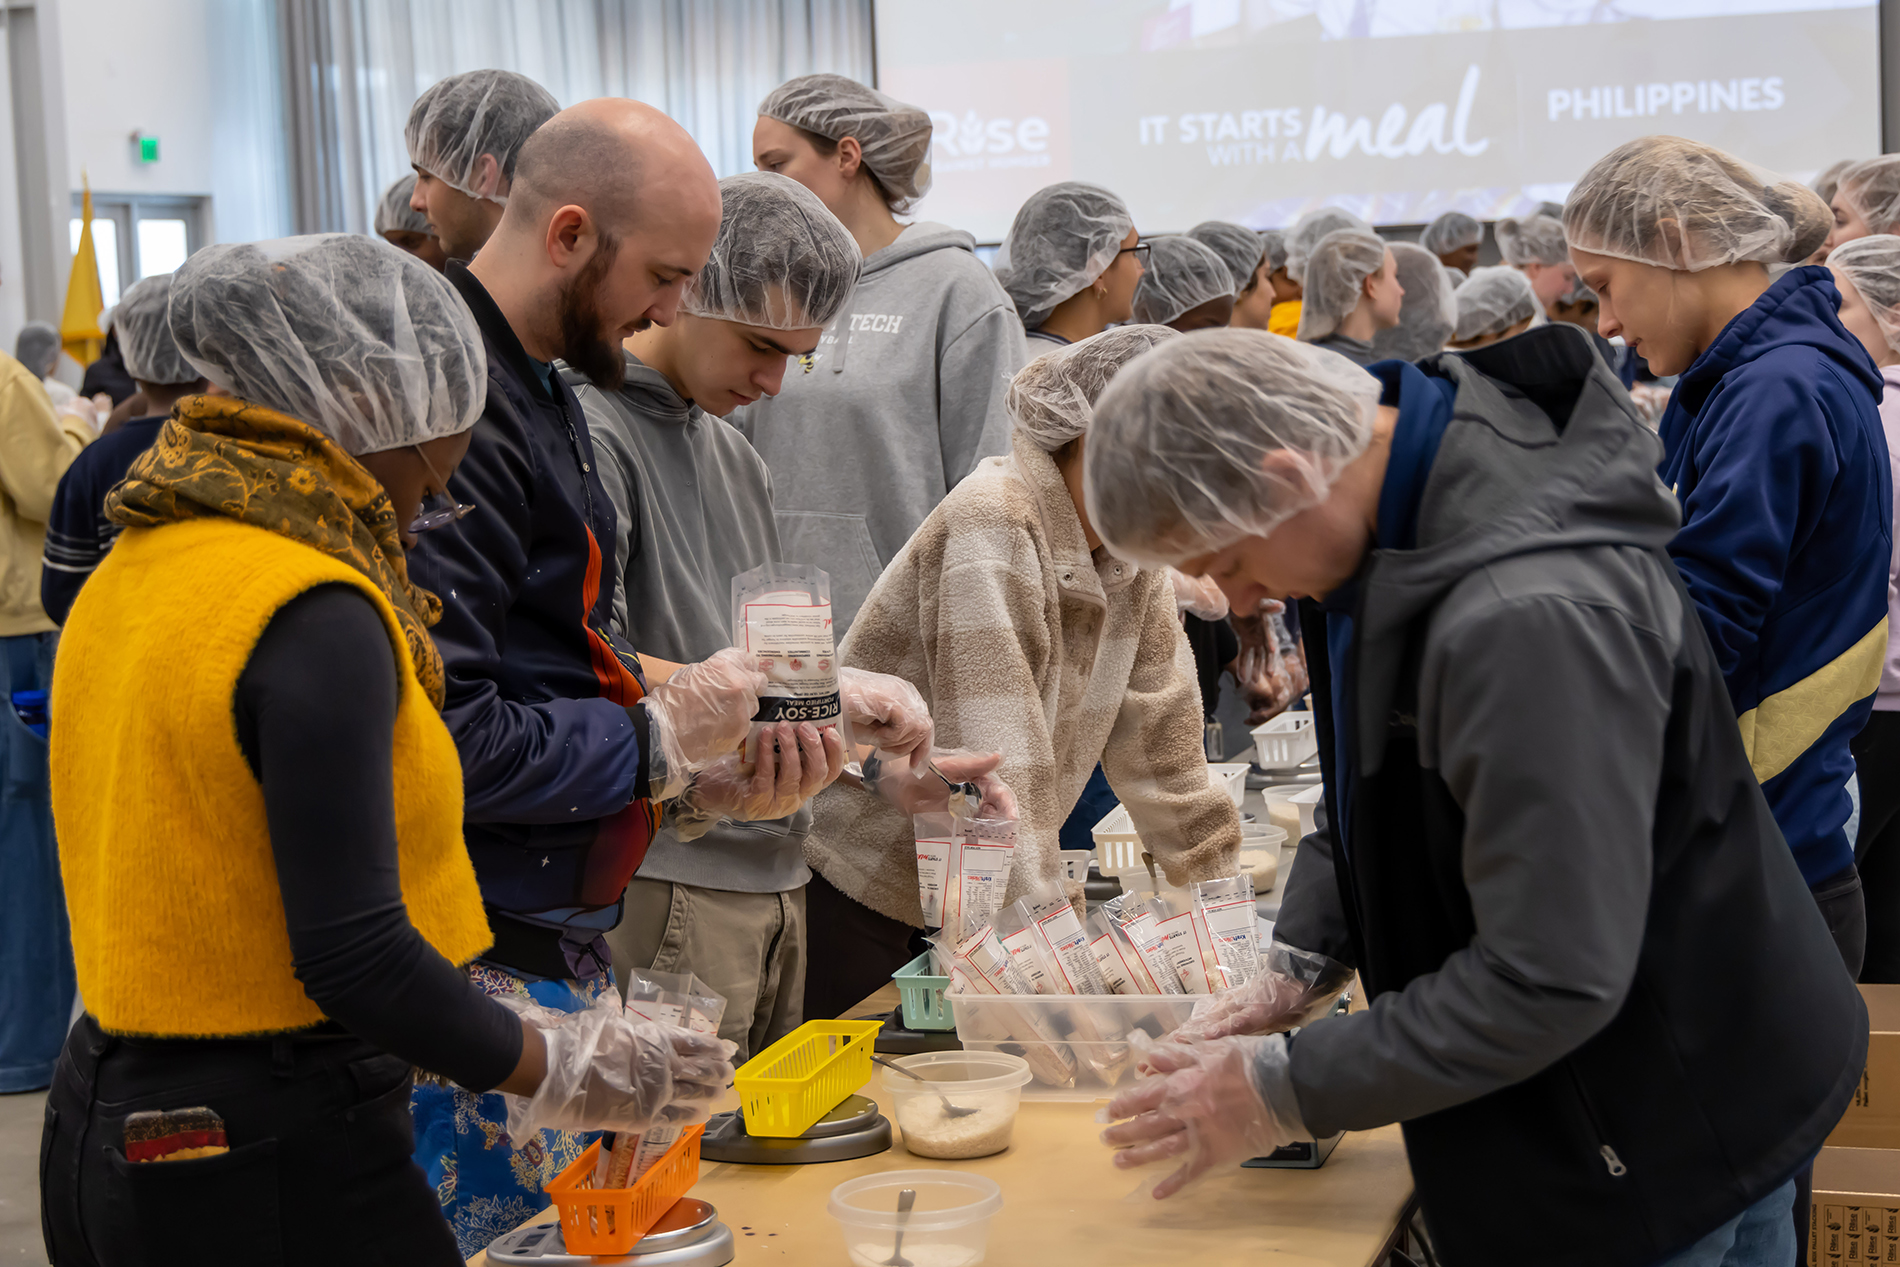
{"left": 1186, "top": 220, "right": 1265, "bottom": 293}
{"left": 1295, "top": 230, "right": 1388, "bottom": 341}
{"left": 168, "top": 234, "right": 486, "bottom": 456}
{"left": 1838, "top": 155, "right": 1900, "bottom": 237}
{"left": 13, "top": 322, "right": 58, "bottom": 377}
{"left": 375, "top": 174, "right": 432, "bottom": 237}
{"left": 113, "top": 274, "right": 197, "bottom": 386}
{"left": 405, "top": 70, "right": 560, "bottom": 205}
{"left": 1008, "top": 324, "right": 1179, "bottom": 452}
{"left": 1814, "top": 159, "right": 1858, "bottom": 208}
{"left": 1284, "top": 206, "right": 1372, "bottom": 286}
{"left": 1131, "top": 236, "right": 1237, "bottom": 326}
{"left": 1370, "top": 244, "right": 1456, "bottom": 362}
{"left": 1083, "top": 328, "right": 1380, "bottom": 566}
{"left": 681, "top": 172, "right": 861, "bottom": 330}
{"left": 1563, "top": 136, "right": 1830, "bottom": 271}
{"left": 994, "top": 182, "right": 1135, "bottom": 330}
{"left": 1452, "top": 266, "right": 1540, "bottom": 341}
{"left": 1420, "top": 211, "right": 1483, "bottom": 257}
{"left": 758, "top": 73, "right": 933, "bottom": 213}
{"left": 1260, "top": 229, "right": 1288, "bottom": 274}
{"left": 1828, "top": 234, "right": 1900, "bottom": 353}
{"left": 1495, "top": 214, "right": 1568, "bottom": 266}
{"left": 1444, "top": 265, "right": 1468, "bottom": 287}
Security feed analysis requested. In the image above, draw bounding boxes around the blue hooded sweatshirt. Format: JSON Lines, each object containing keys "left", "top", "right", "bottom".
{"left": 1658, "top": 264, "right": 1892, "bottom": 887}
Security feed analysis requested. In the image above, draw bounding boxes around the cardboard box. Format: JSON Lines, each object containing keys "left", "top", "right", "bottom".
{"left": 1810, "top": 1147, "right": 1900, "bottom": 1265}
{"left": 1829, "top": 986, "right": 1900, "bottom": 1151}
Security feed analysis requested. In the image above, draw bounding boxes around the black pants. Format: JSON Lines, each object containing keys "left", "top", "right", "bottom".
{"left": 1855, "top": 710, "right": 1900, "bottom": 983}
{"left": 40, "top": 1015, "right": 459, "bottom": 1267}
{"left": 802, "top": 872, "right": 929, "bottom": 1022}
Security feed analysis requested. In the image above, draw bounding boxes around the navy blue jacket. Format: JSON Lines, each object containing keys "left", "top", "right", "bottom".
{"left": 1658, "top": 266, "right": 1892, "bottom": 886}
{"left": 40, "top": 415, "right": 166, "bottom": 625}
{"left": 410, "top": 263, "right": 658, "bottom": 943}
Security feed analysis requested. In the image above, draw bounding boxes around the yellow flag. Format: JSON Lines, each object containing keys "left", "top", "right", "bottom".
{"left": 60, "top": 176, "right": 104, "bottom": 367}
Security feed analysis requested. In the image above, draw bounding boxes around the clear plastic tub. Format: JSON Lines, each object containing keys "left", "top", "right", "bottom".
{"left": 949, "top": 993, "right": 1200, "bottom": 1101}
{"left": 883, "top": 1051, "right": 1032, "bottom": 1159}
{"left": 1238, "top": 822, "right": 1286, "bottom": 894}
{"left": 830, "top": 1170, "right": 1003, "bottom": 1267}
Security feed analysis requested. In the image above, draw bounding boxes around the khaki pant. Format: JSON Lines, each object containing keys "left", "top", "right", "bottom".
{"left": 607, "top": 879, "right": 806, "bottom": 1064}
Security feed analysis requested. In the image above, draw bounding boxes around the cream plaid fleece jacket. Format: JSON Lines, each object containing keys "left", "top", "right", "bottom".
{"left": 806, "top": 431, "right": 1241, "bottom": 926}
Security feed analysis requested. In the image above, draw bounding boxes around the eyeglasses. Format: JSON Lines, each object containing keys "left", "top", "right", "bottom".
{"left": 407, "top": 445, "right": 475, "bottom": 534}
{"left": 1118, "top": 243, "right": 1152, "bottom": 266}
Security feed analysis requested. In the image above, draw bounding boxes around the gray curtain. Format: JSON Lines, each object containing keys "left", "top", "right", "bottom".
{"left": 280, "top": 0, "right": 875, "bottom": 236}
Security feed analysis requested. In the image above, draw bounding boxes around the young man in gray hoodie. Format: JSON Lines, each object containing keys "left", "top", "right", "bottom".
{"left": 576, "top": 172, "right": 986, "bottom": 1058}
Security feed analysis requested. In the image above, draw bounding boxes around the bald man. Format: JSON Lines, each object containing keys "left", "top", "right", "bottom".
{"left": 406, "top": 99, "right": 755, "bottom": 1256}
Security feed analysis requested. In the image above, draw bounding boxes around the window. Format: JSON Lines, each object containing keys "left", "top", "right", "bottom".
{"left": 69, "top": 194, "right": 208, "bottom": 306}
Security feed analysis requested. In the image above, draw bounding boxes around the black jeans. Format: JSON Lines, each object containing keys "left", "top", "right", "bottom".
{"left": 1855, "top": 710, "right": 1900, "bottom": 983}
{"left": 41, "top": 1015, "right": 459, "bottom": 1267}
{"left": 802, "top": 872, "right": 929, "bottom": 1022}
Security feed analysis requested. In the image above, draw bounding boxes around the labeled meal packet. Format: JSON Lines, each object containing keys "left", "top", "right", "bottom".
{"left": 1100, "top": 892, "right": 1186, "bottom": 997}
{"left": 731, "top": 563, "right": 852, "bottom": 749}
{"left": 1191, "top": 875, "right": 1262, "bottom": 989}
{"left": 914, "top": 812, "right": 1016, "bottom": 941}
{"left": 595, "top": 970, "right": 729, "bottom": 1189}
{"left": 1004, "top": 883, "right": 1126, "bottom": 1085}
{"left": 931, "top": 924, "right": 1077, "bottom": 1087}
{"left": 1145, "top": 892, "right": 1224, "bottom": 995}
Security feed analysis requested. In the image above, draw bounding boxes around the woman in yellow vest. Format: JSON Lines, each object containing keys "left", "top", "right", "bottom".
{"left": 38, "top": 235, "right": 735, "bottom": 1267}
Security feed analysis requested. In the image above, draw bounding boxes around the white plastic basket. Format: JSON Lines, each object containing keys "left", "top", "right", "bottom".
{"left": 1088, "top": 805, "right": 1147, "bottom": 878}
{"left": 1057, "top": 851, "right": 1092, "bottom": 884}
{"left": 1207, "top": 761, "right": 1248, "bottom": 808}
{"left": 950, "top": 993, "right": 1200, "bottom": 1100}
{"left": 1251, "top": 713, "right": 1318, "bottom": 770}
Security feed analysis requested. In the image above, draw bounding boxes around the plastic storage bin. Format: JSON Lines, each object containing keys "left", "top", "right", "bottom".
{"left": 1208, "top": 761, "right": 1249, "bottom": 808}
{"left": 544, "top": 1124, "right": 704, "bottom": 1255}
{"left": 892, "top": 951, "right": 956, "bottom": 1031}
{"left": 883, "top": 1051, "right": 1033, "bottom": 1159}
{"left": 1251, "top": 713, "right": 1317, "bottom": 769}
{"left": 830, "top": 1170, "right": 1003, "bottom": 1267}
{"left": 950, "top": 993, "right": 1200, "bottom": 1101}
{"left": 734, "top": 1018, "right": 881, "bottom": 1137}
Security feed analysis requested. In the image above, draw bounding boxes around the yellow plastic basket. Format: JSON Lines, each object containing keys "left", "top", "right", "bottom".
{"left": 733, "top": 1018, "right": 882, "bottom": 1138}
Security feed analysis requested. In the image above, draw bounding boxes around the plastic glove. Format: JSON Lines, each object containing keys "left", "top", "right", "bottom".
{"left": 645, "top": 647, "right": 770, "bottom": 792}
{"left": 666, "top": 720, "right": 848, "bottom": 841}
{"left": 498, "top": 996, "right": 737, "bottom": 1142}
{"left": 1100, "top": 1034, "right": 1297, "bottom": 1199}
{"left": 1168, "top": 568, "right": 1231, "bottom": 621}
{"left": 839, "top": 668, "right": 933, "bottom": 767}
{"left": 865, "top": 747, "right": 1018, "bottom": 821}
{"left": 1164, "top": 945, "right": 1354, "bottom": 1045}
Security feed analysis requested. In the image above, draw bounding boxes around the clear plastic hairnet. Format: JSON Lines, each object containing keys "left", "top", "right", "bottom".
{"left": 13, "top": 322, "right": 58, "bottom": 377}
{"left": 375, "top": 174, "right": 432, "bottom": 237}
{"left": 114, "top": 274, "right": 196, "bottom": 386}
{"left": 1828, "top": 234, "right": 1900, "bottom": 352}
{"left": 1186, "top": 220, "right": 1265, "bottom": 293}
{"left": 1814, "top": 159, "right": 1858, "bottom": 209}
{"left": 681, "top": 172, "right": 861, "bottom": 330}
{"left": 1452, "top": 266, "right": 1540, "bottom": 341}
{"left": 1495, "top": 214, "right": 1568, "bottom": 266}
{"left": 1284, "top": 207, "right": 1373, "bottom": 286}
{"left": 405, "top": 69, "right": 560, "bottom": 205}
{"left": 1370, "top": 243, "right": 1456, "bottom": 363}
{"left": 1008, "top": 324, "right": 1179, "bottom": 452}
{"left": 1444, "top": 265, "right": 1468, "bottom": 287}
{"left": 1563, "top": 136, "right": 1830, "bottom": 272}
{"left": 1420, "top": 211, "right": 1482, "bottom": 257}
{"left": 994, "top": 182, "right": 1135, "bottom": 330}
{"left": 168, "top": 234, "right": 486, "bottom": 456}
{"left": 758, "top": 73, "right": 933, "bottom": 213}
{"left": 1083, "top": 328, "right": 1380, "bottom": 566}
{"left": 1838, "top": 156, "right": 1900, "bottom": 237}
{"left": 1295, "top": 230, "right": 1388, "bottom": 341}
{"left": 1131, "top": 236, "right": 1237, "bottom": 326}
{"left": 1260, "top": 229, "right": 1288, "bottom": 274}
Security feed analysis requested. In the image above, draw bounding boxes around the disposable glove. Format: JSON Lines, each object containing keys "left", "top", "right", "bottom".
{"left": 667, "top": 720, "right": 848, "bottom": 841}
{"left": 1168, "top": 568, "right": 1231, "bottom": 621}
{"left": 645, "top": 647, "right": 770, "bottom": 795}
{"left": 839, "top": 668, "right": 934, "bottom": 766}
{"left": 1165, "top": 945, "right": 1354, "bottom": 1045}
{"left": 1100, "top": 1034, "right": 1298, "bottom": 1199}
{"left": 498, "top": 996, "right": 737, "bottom": 1143}
{"left": 864, "top": 747, "right": 1019, "bottom": 821}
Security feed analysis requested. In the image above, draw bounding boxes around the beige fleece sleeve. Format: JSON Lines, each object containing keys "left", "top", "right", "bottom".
{"left": 1100, "top": 575, "right": 1241, "bottom": 887}
{"left": 0, "top": 363, "right": 88, "bottom": 525}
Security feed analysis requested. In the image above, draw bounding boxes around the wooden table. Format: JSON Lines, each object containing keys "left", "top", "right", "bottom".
{"left": 469, "top": 983, "right": 1415, "bottom": 1267}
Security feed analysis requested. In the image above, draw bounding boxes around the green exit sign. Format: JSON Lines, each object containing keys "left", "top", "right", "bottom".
{"left": 137, "top": 135, "right": 158, "bottom": 163}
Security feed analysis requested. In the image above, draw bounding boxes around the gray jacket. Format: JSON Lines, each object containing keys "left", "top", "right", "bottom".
{"left": 1304, "top": 331, "right": 1378, "bottom": 367}
{"left": 734, "top": 221, "right": 1025, "bottom": 634}
{"left": 571, "top": 353, "right": 810, "bottom": 894}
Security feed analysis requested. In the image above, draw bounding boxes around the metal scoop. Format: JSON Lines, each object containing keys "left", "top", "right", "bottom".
{"left": 881, "top": 1188, "right": 917, "bottom": 1267}
{"left": 872, "top": 1055, "right": 981, "bottom": 1118}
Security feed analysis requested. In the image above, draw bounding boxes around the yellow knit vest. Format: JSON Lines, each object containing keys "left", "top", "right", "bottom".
{"left": 51, "top": 517, "right": 491, "bottom": 1038}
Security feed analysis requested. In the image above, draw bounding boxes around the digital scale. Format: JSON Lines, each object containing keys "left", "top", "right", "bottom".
{"left": 485, "top": 1197, "right": 735, "bottom": 1266}
{"left": 699, "top": 1092, "right": 892, "bottom": 1165}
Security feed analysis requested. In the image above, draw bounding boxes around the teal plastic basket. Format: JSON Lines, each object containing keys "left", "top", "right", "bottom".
{"left": 892, "top": 951, "right": 956, "bottom": 1031}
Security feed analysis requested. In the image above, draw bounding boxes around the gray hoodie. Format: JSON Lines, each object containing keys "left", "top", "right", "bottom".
{"left": 570, "top": 352, "right": 810, "bottom": 894}
{"left": 734, "top": 221, "right": 1025, "bottom": 634}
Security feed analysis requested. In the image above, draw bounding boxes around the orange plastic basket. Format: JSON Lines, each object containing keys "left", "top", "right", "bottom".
{"left": 543, "top": 1123, "right": 703, "bottom": 1255}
